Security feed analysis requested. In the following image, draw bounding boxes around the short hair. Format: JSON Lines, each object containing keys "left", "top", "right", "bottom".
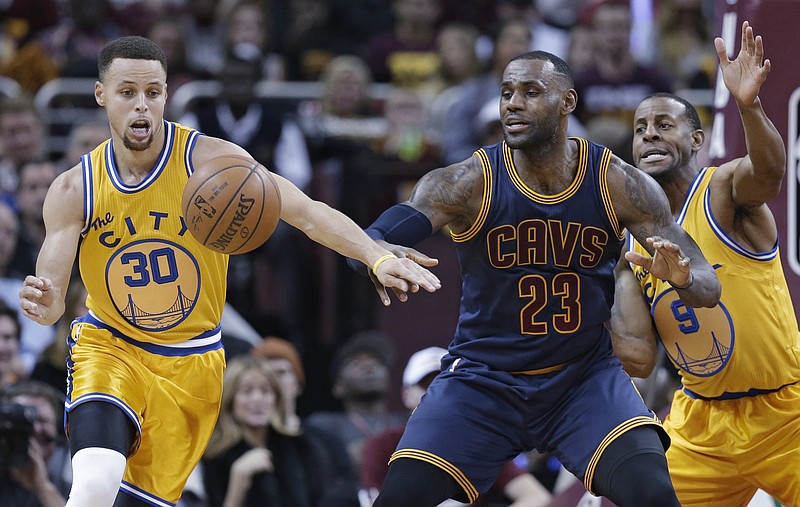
{"left": 509, "top": 51, "right": 574, "bottom": 88}
{"left": 644, "top": 92, "right": 702, "bottom": 130}
{"left": 98, "top": 36, "right": 168, "bottom": 82}
{"left": 0, "top": 299, "right": 20, "bottom": 340}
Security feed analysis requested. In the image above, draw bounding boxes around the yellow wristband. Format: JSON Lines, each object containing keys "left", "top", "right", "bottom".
{"left": 372, "top": 254, "right": 398, "bottom": 276}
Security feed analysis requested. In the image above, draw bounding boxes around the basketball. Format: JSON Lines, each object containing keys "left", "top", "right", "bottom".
{"left": 182, "top": 154, "right": 281, "bottom": 255}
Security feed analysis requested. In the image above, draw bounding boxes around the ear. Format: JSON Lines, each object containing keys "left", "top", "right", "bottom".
{"left": 691, "top": 129, "right": 705, "bottom": 153}
{"left": 562, "top": 89, "right": 577, "bottom": 115}
{"left": 95, "top": 81, "right": 105, "bottom": 107}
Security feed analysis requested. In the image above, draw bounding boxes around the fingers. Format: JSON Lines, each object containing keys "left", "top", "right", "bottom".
{"left": 714, "top": 37, "right": 729, "bottom": 67}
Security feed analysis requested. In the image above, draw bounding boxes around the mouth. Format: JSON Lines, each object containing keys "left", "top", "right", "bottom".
{"left": 639, "top": 148, "right": 669, "bottom": 163}
{"left": 129, "top": 119, "right": 152, "bottom": 140}
{"left": 504, "top": 118, "right": 530, "bottom": 133}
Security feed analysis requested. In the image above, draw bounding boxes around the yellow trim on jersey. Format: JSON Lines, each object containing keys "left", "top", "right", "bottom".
{"left": 451, "top": 148, "right": 493, "bottom": 243}
{"left": 597, "top": 148, "right": 623, "bottom": 239}
{"left": 390, "top": 449, "right": 479, "bottom": 503}
{"left": 583, "top": 415, "right": 662, "bottom": 494}
{"left": 504, "top": 138, "right": 587, "bottom": 204}
{"left": 511, "top": 362, "right": 567, "bottom": 375}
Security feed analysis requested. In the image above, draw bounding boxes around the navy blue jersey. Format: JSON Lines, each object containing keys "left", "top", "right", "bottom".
{"left": 450, "top": 138, "right": 624, "bottom": 372}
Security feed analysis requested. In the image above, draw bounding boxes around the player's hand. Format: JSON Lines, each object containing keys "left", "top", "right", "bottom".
{"left": 624, "top": 236, "right": 692, "bottom": 288}
{"left": 715, "top": 20, "right": 770, "bottom": 108}
{"left": 372, "top": 255, "right": 441, "bottom": 306}
{"left": 18, "top": 276, "right": 56, "bottom": 322}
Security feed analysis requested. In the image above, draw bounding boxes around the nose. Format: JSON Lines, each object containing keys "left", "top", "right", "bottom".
{"left": 135, "top": 92, "right": 148, "bottom": 112}
{"left": 642, "top": 124, "right": 660, "bottom": 141}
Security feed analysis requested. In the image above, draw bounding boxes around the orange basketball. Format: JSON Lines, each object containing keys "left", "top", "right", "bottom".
{"left": 182, "top": 154, "right": 281, "bottom": 255}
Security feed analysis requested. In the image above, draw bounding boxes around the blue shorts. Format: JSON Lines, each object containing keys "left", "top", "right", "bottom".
{"left": 391, "top": 340, "right": 666, "bottom": 502}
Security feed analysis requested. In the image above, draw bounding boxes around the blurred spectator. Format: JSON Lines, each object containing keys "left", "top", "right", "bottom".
{"left": 305, "top": 331, "right": 407, "bottom": 505}
{"left": 441, "top": 18, "right": 531, "bottom": 164}
{"left": 0, "top": 299, "right": 25, "bottom": 389}
{"left": 0, "top": 0, "right": 60, "bottom": 93}
{"left": 0, "top": 95, "right": 47, "bottom": 201}
{"left": 435, "top": 0, "right": 497, "bottom": 34}
{"left": 179, "top": 0, "right": 226, "bottom": 78}
{"left": 360, "top": 346, "right": 553, "bottom": 507}
{"left": 565, "top": 24, "right": 594, "bottom": 75}
{"left": 202, "top": 355, "right": 329, "bottom": 507}
{"left": 656, "top": 0, "right": 716, "bottom": 89}
{"left": 282, "top": 0, "right": 335, "bottom": 81}
{"left": 57, "top": 116, "right": 109, "bottom": 173}
{"left": 0, "top": 380, "right": 72, "bottom": 507}
{"left": 147, "top": 16, "right": 198, "bottom": 106}
{"left": 224, "top": 1, "right": 285, "bottom": 82}
{"left": 495, "top": 0, "right": 571, "bottom": 59}
{"left": 325, "top": 0, "right": 394, "bottom": 57}
{"left": 37, "top": 0, "right": 125, "bottom": 77}
{"left": 572, "top": 0, "right": 673, "bottom": 163}
{"left": 252, "top": 336, "right": 307, "bottom": 431}
{"left": 363, "top": 0, "right": 442, "bottom": 88}
{"left": 10, "top": 160, "right": 57, "bottom": 276}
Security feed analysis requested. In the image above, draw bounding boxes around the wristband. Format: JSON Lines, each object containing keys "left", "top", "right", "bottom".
{"left": 669, "top": 273, "right": 694, "bottom": 290}
{"left": 372, "top": 254, "right": 398, "bottom": 276}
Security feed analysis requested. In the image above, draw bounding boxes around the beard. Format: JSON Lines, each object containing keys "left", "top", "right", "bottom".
{"left": 122, "top": 132, "right": 154, "bottom": 151}
{"left": 503, "top": 115, "right": 560, "bottom": 151}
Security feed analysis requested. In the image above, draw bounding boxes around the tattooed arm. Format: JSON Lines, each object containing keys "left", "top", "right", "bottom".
{"left": 608, "top": 156, "right": 721, "bottom": 308}
{"left": 405, "top": 154, "right": 486, "bottom": 234}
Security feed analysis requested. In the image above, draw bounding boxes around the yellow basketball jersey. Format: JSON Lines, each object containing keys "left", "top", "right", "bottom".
{"left": 629, "top": 166, "right": 800, "bottom": 398}
{"left": 78, "top": 121, "right": 228, "bottom": 344}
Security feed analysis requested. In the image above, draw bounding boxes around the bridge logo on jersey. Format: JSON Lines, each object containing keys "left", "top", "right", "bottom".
{"left": 105, "top": 239, "right": 201, "bottom": 331}
{"left": 652, "top": 289, "right": 734, "bottom": 376}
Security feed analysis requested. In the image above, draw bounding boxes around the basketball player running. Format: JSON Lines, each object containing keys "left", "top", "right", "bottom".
{"left": 17, "top": 36, "right": 441, "bottom": 507}
{"left": 612, "top": 21, "right": 800, "bottom": 506}
{"left": 350, "top": 50, "right": 721, "bottom": 507}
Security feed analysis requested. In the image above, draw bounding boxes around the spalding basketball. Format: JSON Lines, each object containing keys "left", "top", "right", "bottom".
{"left": 182, "top": 154, "right": 281, "bottom": 254}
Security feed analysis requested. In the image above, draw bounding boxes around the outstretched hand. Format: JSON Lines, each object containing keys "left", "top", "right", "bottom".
{"left": 715, "top": 20, "right": 770, "bottom": 107}
{"left": 624, "top": 236, "right": 692, "bottom": 288}
{"left": 370, "top": 243, "right": 440, "bottom": 306}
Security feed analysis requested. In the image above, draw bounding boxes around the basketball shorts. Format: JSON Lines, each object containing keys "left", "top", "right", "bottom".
{"left": 67, "top": 312, "right": 226, "bottom": 505}
{"left": 665, "top": 382, "right": 800, "bottom": 507}
{"left": 391, "top": 340, "right": 666, "bottom": 503}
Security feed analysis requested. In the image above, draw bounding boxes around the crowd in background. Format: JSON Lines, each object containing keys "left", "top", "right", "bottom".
{"left": 0, "top": 0, "right": 719, "bottom": 506}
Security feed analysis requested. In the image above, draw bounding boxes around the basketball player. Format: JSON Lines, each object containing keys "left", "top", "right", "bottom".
{"left": 17, "top": 36, "right": 441, "bottom": 507}
{"left": 349, "top": 51, "right": 721, "bottom": 507}
{"left": 612, "top": 21, "right": 800, "bottom": 506}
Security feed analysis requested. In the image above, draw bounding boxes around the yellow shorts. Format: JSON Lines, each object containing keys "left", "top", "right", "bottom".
{"left": 67, "top": 313, "right": 226, "bottom": 505}
{"left": 665, "top": 383, "right": 800, "bottom": 507}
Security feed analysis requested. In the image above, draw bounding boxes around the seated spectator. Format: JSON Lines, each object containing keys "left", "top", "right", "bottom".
{"left": 201, "top": 355, "right": 328, "bottom": 507}
{"left": 360, "top": 346, "right": 552, "bottom": 507}
{"left": 0, "top": 300, "right": 25, "bottom": 389}
{"left": 305, "top": 330, "right": 408, "bottom": 505}
{"left": 0, "top": 379, "right": 71, "bottom": 507}
{"left": 0, "top": 95, "right": 47, "bottom": 203}
{"left": 56, "top": 117, "right": 109, "bottom": 173}
{"left": 224, "top": 1, "right": 285, "bottom": 82}
{"left": 252, "top": 336, "right": 307, "bottom": 432}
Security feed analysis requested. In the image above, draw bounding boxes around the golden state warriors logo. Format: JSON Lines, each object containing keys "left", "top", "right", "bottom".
{"left": 652, "top": 289, "right": 733, "bottom": 376}
{"left": 105, "top": 239, "right": 201, "bottom": 331}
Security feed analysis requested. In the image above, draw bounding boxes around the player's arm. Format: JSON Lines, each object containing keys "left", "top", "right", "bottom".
{"left": 714, "top": 21, "right": 785, "bottom": 208}
{"left": 608, "top": 156, "right": 721, "bottom": 308}
{"left": 191, "top": 137, "right": 442, "bottom": 304}
{"left": 18, "top": 165, "right": 84, "bottom": 325}
{"left": 610, "top": 251, "right": 659, "bottom": 378}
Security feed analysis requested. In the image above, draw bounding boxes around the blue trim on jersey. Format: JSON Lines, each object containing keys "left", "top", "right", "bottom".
{"left": 682, "top": 381, "right": 796, "bottom": 401}
{"left": 77, "top": 312, "right": 223, "bottom": 356}
{"left": 185, "top": 130, "right": 202, "bottom": 177}
{"left": 702, "top": 185, "right": 778, "bottom": 261}
{"left": 65, "top": 392, "right": 143, "bottom": 436}
{"left": 120, "top": 481, "right": 176, "bottom": 507}
{"left": 675, "top": 166, "right": 708, "bottom": 225}
{"left": 80, "top": 153, "right": 93, "bottom": 236}
{"left": 106, "top": 120, "right": 175, "bottom": 193}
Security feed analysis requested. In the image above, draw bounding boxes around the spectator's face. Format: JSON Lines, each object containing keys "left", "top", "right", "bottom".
{"left": 327, "top": 70, "right": 369, "bottom": 116}
{"left": 266, "top": 358, "right": 301, "bottom": 399}
{"left": 393, "top": 0, "right": 440, "bottom": 26}
{"left": 0, "top": 204, "right": 18, "bottom": 271}
{"left": 96, "top": 58, "right": 167, "bottom": 152}
{"left": 494, "top": 21, "right": 532, "bottom": 70}
{"left": 437, "top": 27, "right": 477, "bottom": 83}
{"left": 64, "top": 124, "right": 110, "bottom": 167}
{"left": 593, "top": 5, "right": 631, "bottom": 56}
{"left": 11, "top": 394, "right": 58, "bottom": 460}
{"left": 16, "top": 162, "right": 57, "bottom": 223}
{"left": 227, "top": 4, "right": 267, "bottom": 51}
{"left": 0, "top": 111, "right": 44, "bottom": 166}
{"left": 335, "top": 352, "right": 390, "bottom": 401}
{"left": 233, "top": 368, "right": 276, "bottom": 429}
{"left": 0, "top": 315, "right": 20, "bottom": 379}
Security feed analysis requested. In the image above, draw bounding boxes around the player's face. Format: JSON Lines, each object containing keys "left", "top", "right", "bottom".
{"left": 500, "top": 59, "right": 567, "bottom": 150}
{"left": 96, "top": 58, "right": 167, "bottom": 152}
{"left": 632, "top": 97, "right": 700, "bottom": 180}
{"left": 233, "top": 369, "right": 276, "bottom": 429}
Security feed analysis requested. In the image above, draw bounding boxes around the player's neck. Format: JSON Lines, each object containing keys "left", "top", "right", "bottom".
{"left": 111, "top": 132, "right": 167, "bottom": 182}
